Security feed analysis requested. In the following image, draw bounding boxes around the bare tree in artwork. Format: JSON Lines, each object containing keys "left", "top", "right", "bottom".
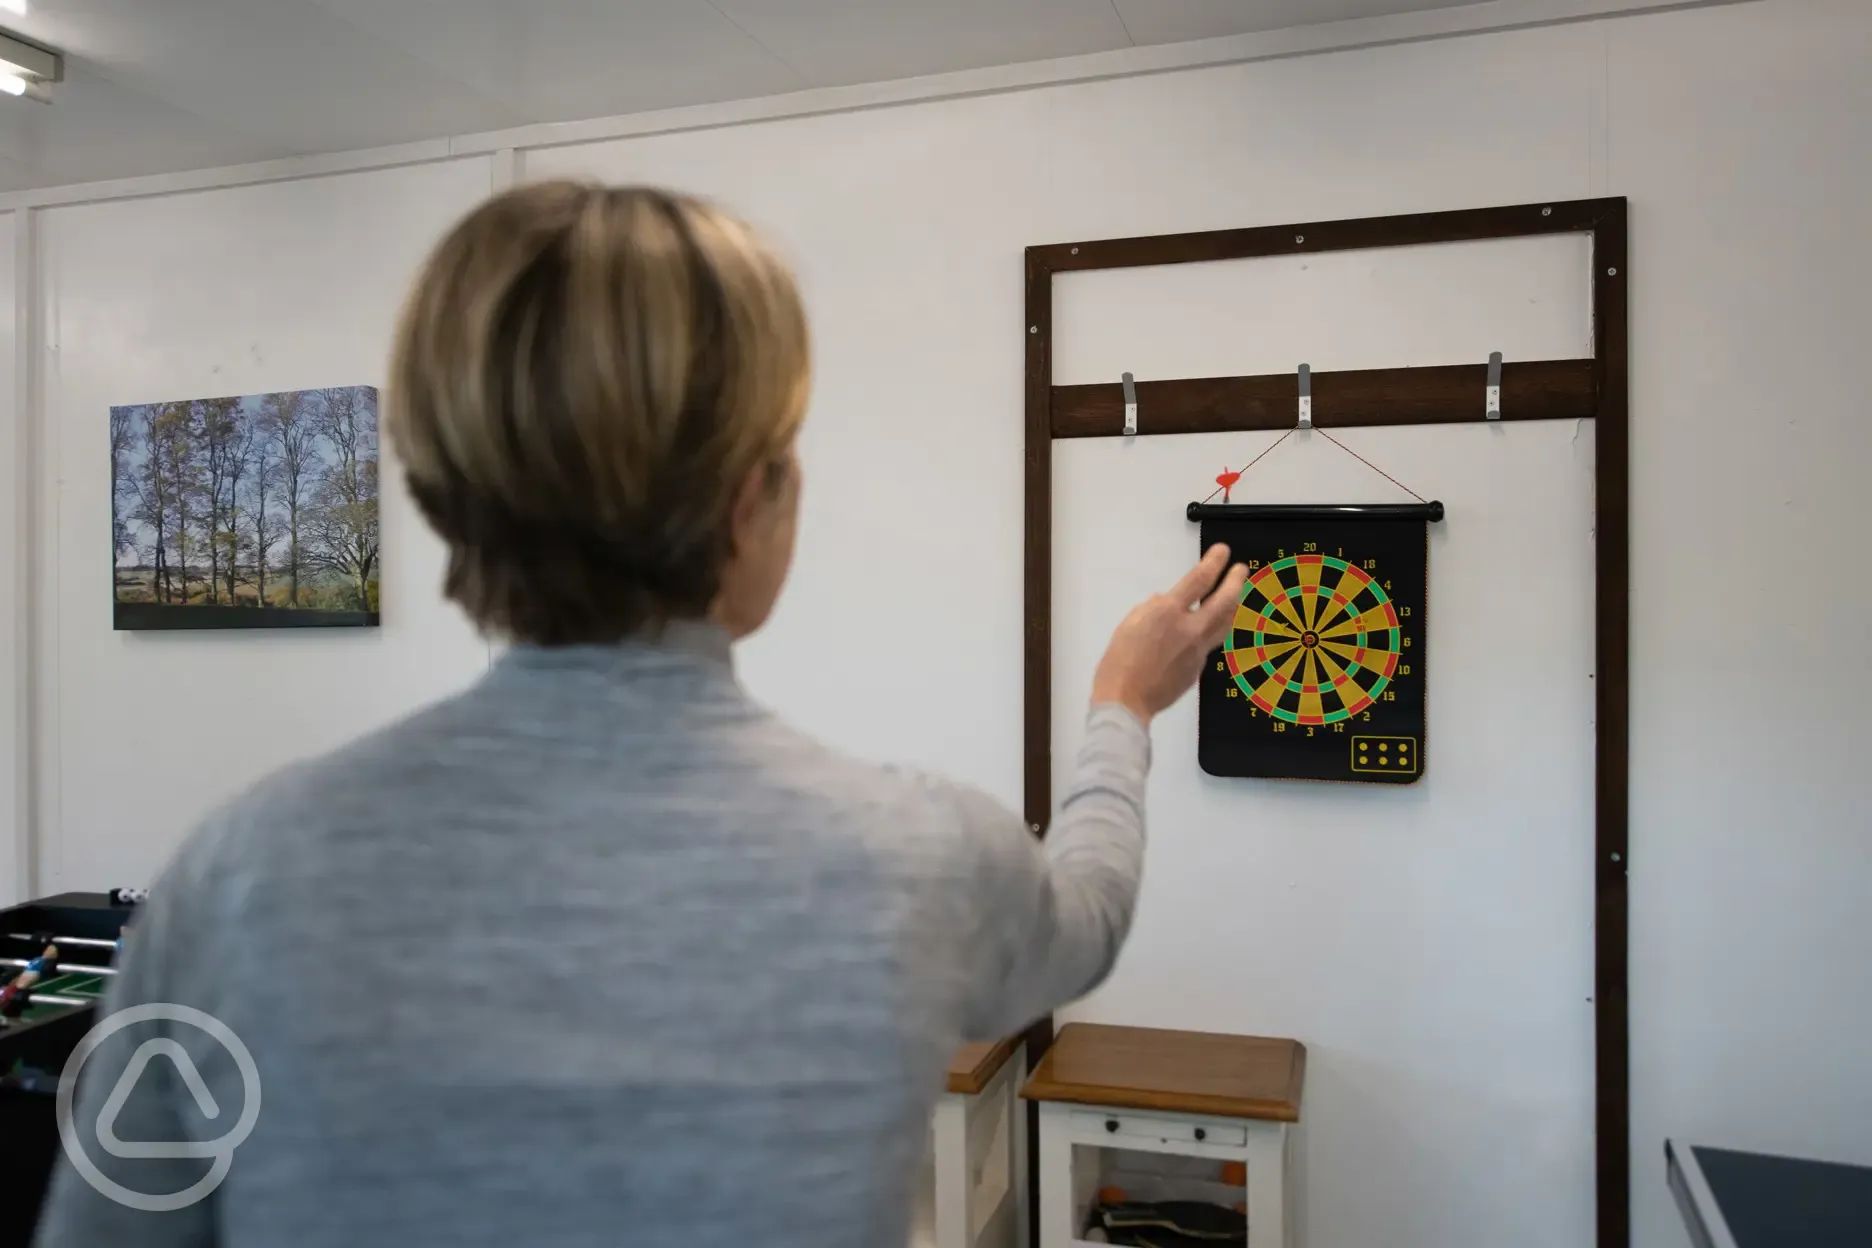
{"left": 244, "top": 418, "right": 282, "bottom": 608}
{"left": 109, "top": 406, "right": 138, "bottom": 600}
{"left": 204, "top": 398, "right": 256, "bottom": 606}
{"left": 305, "top": 386, "right": 380, "bottom": 611}
{"left": 194, "top": 396, "right": 245, "bottom": 605}
{"left": 134, "top": 405, "right": 195, "bottom": 602}
{"left": 265, "top": 390, "right": 315, "bottom": 607}
{"left": 154, "top": 403, "right": 202, "bottom": 604}
{"left": 127, "top": 406, "right": 175, "bottom": 602}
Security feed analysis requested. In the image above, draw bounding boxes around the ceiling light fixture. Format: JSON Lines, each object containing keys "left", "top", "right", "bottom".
{"left": 0, "top": 29, "right": 58, "bottom": 99}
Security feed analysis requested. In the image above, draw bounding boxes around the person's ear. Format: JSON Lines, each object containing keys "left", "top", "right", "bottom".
{"left": 726, "top": 457, "right": 781, "bottom": 555}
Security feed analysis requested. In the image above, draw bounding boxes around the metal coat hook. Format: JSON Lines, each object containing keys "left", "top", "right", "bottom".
{"left": 1297, "top": 364, "right": 1312, "bottom": 429}
{"left": 1486, "top": 351, "right": 1503, "bottom": 421}
{"left": 1121, "top": 371, "right": 1138, "bottom": 436}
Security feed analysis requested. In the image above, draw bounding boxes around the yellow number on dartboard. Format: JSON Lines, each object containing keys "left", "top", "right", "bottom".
{"left": 1272, "top": 722, "right": 1287, "bottom": 733}
{"left": 1400, "top": 665, "right": 1412, "bottom": 676}
{"left": 1332, "top": 723, "right": 1346, "bottom": 734}
{"left": 1364, "top": 559, "right": 1377, "bottom": 570}
{"left": 1401, "top": 606, "right": 1413, "bottom": 618}
{"left": 1217, "top": 660, "right": 1226, "bottom": 671}
{"left": 1302, "top": 541, "right": 1318, "bottom": 553}
{"left": 1362, "top": 712, "right": 1372, "bottom": 721}
{"left": 1226, "top": 687, "right": 1239, "bottom": 698}
{"left": 1305, "top": 726, "right": 1315, "bottom": 737}
{"left": 1404, "top": 637, "right": 1413, "bottom": 648}
{"left": 1383, "top": 691, "right": 1397, "bottom": 702}
{"left": 1246, "top": 559, "right": 1262, "bottom": 570}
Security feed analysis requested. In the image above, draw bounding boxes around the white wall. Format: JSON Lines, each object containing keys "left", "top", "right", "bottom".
{"left": 31, "top": 159, "right": 496, "bottom": 890}
{"left": 0, "top": 209, "right": 20, "bottom": 906}
{"left": 1611, "top": 2, "right": 1872, "bottom": 1231}
{"left": 5, "top": 0, "right": 1869, "bottom": 1244}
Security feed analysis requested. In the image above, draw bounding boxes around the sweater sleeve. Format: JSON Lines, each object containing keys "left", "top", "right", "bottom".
{"left": 956, "top": 704, "right": 1151, "bottom": 1042}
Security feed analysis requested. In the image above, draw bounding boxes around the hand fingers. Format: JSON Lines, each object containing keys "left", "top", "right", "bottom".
{"left": 1168, "top": 544, "right": 1231, "bottom": 606}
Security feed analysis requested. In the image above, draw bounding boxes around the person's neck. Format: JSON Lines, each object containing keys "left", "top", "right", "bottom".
{"left": 646, "top": 616, "right": 734, "bottom": 664}
{"left": 497, "top": 617, "right": 733, "bottom": 672}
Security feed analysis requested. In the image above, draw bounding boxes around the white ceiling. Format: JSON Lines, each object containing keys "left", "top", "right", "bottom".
{"left": 0, "top": 1, "right": 1494, "bottom": 191}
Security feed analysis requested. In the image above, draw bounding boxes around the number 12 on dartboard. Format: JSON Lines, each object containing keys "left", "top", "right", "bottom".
{"left": 1186, "top": 501, "right": 1441, "bottom": 785}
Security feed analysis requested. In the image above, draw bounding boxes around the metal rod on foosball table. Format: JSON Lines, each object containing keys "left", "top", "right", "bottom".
{"left": 21, "top": 993, "right": 92, "bottom": 1008}
{"left": 4, "top": 933, "right": 119, "bottom": 951}
{"left": 1, "top": 958, "right": 116, "bottom": 976}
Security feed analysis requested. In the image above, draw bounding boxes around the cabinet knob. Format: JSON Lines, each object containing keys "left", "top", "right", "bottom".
{"left": 1105, "top": 1119, "right": 1119, "bottom": 1134}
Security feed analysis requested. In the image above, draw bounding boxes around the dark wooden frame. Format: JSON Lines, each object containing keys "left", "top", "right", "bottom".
{"left": 1021, "top": 198, "right": 1630, "bottom": 1246}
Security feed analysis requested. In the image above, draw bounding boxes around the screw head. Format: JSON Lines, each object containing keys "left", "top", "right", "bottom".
{"left": 1295, "top": 234, "right": 1306, "bottom": 244}
{"left": 1029, "top": 325, "right": 1038, "bottom": 333}
{"left": 1029, "top": 823, "right": 1041, "bottom": 833}
{"left": 1542, "top": 207, "right": 1553, "bottom": 216}
{"left": 1607, "top": 267, "right": 1618, "bottom": 276}
{"left": 1611, "top": 852, "right": 1622, "bottom": 862}
{"left": 1070, "top": 247, "right": 1079, "bottom": 255}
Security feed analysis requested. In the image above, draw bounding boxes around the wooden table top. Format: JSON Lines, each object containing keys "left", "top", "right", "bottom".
{"left": 1022, "top": 1023, "right": 1305, "bottom": 1122}
{"left": 946, "top": 1036, "right": 1022, "bottom": 1095}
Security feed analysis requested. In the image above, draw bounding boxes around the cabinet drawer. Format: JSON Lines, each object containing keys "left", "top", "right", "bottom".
{"left": 1070, "top": 1109, "right": 1247, "bottom": 1148}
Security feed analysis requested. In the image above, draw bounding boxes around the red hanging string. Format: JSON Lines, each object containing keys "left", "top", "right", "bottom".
{"left": 1313, "top": 428, "right": 1429, "bottom": 504}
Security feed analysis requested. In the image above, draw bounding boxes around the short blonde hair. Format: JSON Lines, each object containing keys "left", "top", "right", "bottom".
{"left": 385, "top": 181, "right": 810, "bottom": 644}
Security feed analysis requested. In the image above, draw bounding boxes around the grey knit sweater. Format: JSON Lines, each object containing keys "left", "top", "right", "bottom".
{"left": 33, "top": 622, "right": 1149, "bottom": 1248}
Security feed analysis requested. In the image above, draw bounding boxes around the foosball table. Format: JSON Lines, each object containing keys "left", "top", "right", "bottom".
{"left": 0, "top": 892, "right": 139, "bottom": 1245}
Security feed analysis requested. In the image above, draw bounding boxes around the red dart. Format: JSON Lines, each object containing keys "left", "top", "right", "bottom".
{"left": 1215, "top": 466, "right": 1243, "bottom": 503}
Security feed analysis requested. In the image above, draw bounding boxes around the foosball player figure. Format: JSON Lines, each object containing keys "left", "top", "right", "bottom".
{"left": 0, "top": 944, "right": 59, "bottom": 1025}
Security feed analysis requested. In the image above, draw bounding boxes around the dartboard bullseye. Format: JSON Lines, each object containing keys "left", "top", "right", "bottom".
{"left": 1191, "top": 507, "right": 1433, "bottom": 785}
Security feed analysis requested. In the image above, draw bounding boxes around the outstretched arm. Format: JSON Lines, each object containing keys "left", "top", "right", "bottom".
{"left": 962, "top": 545, "right": 1247, "bottom": 1039}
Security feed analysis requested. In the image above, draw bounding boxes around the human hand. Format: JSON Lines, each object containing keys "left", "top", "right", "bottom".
{"left": 1090, "top": 544, "right": 1249, "bottom": 725}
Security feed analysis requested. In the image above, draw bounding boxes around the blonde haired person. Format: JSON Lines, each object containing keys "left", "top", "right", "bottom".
{"left": 35, "top": 183, "right": 1247, "bottom": 1248}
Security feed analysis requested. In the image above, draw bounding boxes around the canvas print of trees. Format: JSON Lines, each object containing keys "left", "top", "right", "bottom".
{"left": 111, "top": 386, "right": 381, "bottom": 630}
